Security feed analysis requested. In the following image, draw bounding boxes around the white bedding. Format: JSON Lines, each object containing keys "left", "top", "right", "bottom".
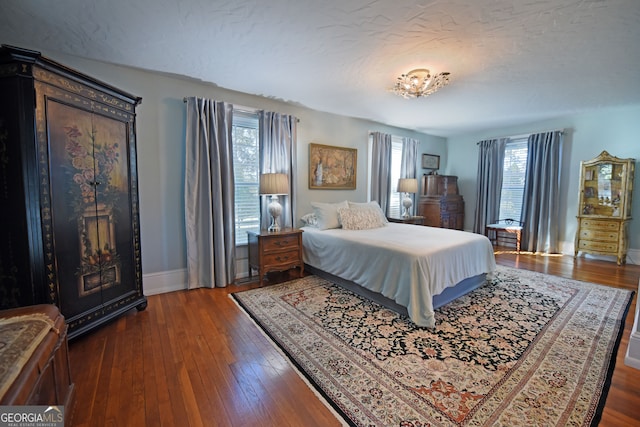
{"left": 301, "top": 223, "right": 496, "bottom": 328}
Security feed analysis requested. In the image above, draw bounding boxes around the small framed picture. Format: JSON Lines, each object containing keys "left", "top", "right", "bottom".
{"left": 422, "top": 154, "right": 440, "bottom": 170}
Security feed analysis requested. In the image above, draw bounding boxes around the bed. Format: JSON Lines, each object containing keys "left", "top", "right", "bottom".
{"left": 300, "top": 201, "right": 496, "bottom": 328}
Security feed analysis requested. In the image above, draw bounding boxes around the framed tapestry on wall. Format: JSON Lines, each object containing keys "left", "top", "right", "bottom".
{"left": 309, "top": 143, "right": 357, "bottom": 189}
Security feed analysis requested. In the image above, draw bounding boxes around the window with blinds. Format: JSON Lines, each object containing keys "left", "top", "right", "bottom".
{"left": 388, "top": 137, "right": 404, "bottom": 217}
{"left": 499, "top": 137, "right": 528, "bottom": 221}
{"left": 232, "top": 112, "right": 260, "bottom": 245}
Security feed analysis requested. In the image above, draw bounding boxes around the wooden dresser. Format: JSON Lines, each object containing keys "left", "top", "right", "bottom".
{"left": 247, "top": 229, "right": 304, "bottom": 284}
{"left": 418, "top": 175, "right": 465, "bottom": 230}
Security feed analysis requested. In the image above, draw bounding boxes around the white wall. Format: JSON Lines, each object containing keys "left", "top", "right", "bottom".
{"left": 447, "top": 105, "right": 640, "bottom": 264}
{"left": 42, "top": 50, "right": 445, "bottom": 291}
{"left": 34, "top": 49, "right": 639, "bottom": 295}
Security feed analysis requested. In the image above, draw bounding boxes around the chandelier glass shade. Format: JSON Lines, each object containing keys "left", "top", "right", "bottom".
{"left": 391, "top": 68, "right": 450, "bottom": 99}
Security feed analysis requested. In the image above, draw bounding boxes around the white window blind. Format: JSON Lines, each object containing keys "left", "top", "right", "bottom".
{"left": 388, "top": 137, "right": 403, "bottom": 217}
{"left": 232, "top": 112, "right": 260, "bottom": 245}
{"left": 499, "top": 137, "right": 528, "bottom": 221}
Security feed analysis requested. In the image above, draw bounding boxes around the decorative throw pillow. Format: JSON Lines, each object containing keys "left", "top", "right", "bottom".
{"left": 311, "top": 200, "right": 349, "bottom": 230}
{"left": 300, "top": 213, "right": 318, "bottom": 227}
{"left": 337, "top": 205, "right": 387, "bottom": 230}
{"left": 347, "top": 200, "right": 388, "bottom": 223}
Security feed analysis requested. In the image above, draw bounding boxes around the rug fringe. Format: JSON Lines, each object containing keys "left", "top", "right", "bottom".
{"left": 228, "top": 293, "right": 350, "bottom": 427}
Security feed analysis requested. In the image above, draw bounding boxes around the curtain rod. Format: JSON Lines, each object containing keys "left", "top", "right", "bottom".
{"left": 183, "top": 97, "right": 299, "bottom": 121}
{"left": 476, "top": 128, "right": 565, "bottom": 144}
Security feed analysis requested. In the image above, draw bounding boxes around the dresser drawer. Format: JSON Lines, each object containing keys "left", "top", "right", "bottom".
{"left": 440, "top": 201, "right": 462, "bottom": 213}
{"left": 263, "top": 235, "right": 300, "bottom": 252}
{"left": 578, "top": 239, "right": 618, "bottom": 252}
{"left": 579, "top": 229, "right": 619, "bottom": 242}
{"left": 579, "top": 219, "right": 619, "bottom": 231}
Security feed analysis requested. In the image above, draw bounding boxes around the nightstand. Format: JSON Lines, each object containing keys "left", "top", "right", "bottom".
{"left": 387, "top": 215, "right": 425, "bottom": 225}
{"left": 247, "top": 228, "right": 304, "bottom": 284}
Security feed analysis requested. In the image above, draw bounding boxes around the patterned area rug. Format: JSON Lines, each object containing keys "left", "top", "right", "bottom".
{"left": 232, "top": 265, "right": 633, "bottom": 427}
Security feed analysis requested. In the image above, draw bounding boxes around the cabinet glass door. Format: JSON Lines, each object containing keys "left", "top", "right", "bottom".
{"left": 582, "top": 163, "right": 624, "bottom": 217}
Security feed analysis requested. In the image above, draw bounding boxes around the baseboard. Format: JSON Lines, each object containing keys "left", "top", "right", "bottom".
{"left": 625, "top": 331, "right": 640, "bottom": 370}
{"left": 143, "top": 268, "right": 187, "bottom": 295}
{"left": 625, "top": 278, "right": 640, "bottom": 370}
{"left": 143, "top": 257, "right": 250, "bottom": 295}
{"left": 559, "top": 241, "right": 639, "bottom": 265}
{"left": 625, "top": 311, "right": 640, "bottom": 370}
{"left": 626, "top": 248, "right": 640, "bottom": 265}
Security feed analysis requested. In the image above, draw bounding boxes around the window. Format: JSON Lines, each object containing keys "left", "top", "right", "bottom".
{"left": 499, "top": 137, "right": 528, "bottom": 221}
{"left": 368, "top": 135, "right": 404, "bottom": 217}
{"left": 232, "top": 112, "right": 260, "bottom": 245}
{"left": 388, "top": 137, "right": 404, "bottom": 217}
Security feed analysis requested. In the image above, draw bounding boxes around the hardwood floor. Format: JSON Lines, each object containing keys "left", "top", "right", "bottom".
{"left": 67, "top": 251, "right": 640, "bottom": 426}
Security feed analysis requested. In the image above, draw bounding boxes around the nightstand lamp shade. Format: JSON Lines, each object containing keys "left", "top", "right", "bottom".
{"left": 260, "top": 173, "right": 289, "bottom": 232}
{"left": 397, "top": 178, "right": 418, "bottom": 218}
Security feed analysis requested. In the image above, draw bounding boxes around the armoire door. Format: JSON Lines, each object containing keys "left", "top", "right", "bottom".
{"left": 40, "top": 87, "right": 142, "bottom": 331}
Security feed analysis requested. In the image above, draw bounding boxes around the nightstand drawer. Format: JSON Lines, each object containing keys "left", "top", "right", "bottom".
{"left": 263, "top": 235, "right": 300, "bottom": 252}
{"left": 263, "top": 249, "right": 300, "bottom": 266}
{"left": 578, "top": 240, "right": 618, "bottom": 252}
{"left": 579, "top": 229, "right": 619, "bottom": 242}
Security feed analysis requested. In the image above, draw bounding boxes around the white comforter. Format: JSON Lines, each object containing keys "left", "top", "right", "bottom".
{"left": 301, "top": 223, "right": 496, "bottom": 328}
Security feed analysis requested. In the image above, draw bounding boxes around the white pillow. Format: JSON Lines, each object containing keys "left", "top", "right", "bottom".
{"left": 347, "top": 200, "right": 388, "bottom": 223}
{"left": 337, "top": 205, "right": 387, "bottom": 230}
{"left": 311, "top": 201, "right": 349, "bottom": 230}
{"left": 300, "top": 213, "right": 318, "bottom": 227}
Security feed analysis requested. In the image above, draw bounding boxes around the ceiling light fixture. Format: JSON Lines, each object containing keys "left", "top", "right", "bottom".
{"left": 391, "top": 68, "right": 450, "bottom": 99}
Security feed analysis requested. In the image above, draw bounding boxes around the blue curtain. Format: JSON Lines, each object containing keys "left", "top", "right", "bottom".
{"left": 473, "top": 138, "right": 508, "bottom": 234}
{"left": 521, "top": 131, "right": 564, "bottom": 253}
{"left": 259, "top": 111, "right": 298, "bottom": 230}
{"left": 370, "top": 132, "right": 392, "bottom": 215}
{"left": 184, "top": 97, "right": 235, "bottom": 288}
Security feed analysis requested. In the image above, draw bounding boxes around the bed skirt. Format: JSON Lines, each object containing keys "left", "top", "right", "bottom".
{"left": 304, "top": 264, "right": 487, "bottom": 322}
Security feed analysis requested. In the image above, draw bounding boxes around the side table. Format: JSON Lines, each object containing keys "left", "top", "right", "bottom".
{"left": 247, "top": 228, "right": 304, "bottom": 284}
{"left": 387, "top": 215, "right": 425, "bottom": 225}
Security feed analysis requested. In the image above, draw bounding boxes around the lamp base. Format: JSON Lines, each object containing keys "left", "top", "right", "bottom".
{"left": 267, "top": 195, "right": 282, "bottom": 232}
{"left": 402, "top": 194, "right": 413, "bottom": 218}
{"left": 268, "top": 222, "right": 281, "bottom": 233}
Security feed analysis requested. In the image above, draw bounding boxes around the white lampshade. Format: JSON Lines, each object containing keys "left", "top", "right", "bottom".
{"left": 397, "top": 178, "right": 418, "bottom": 194}
{"left": 259, "top": 173, "right": 289, "bottom": 195}
{"left": 397, "top": 178, "right": 418, "bottom": 218}
{"left": 260, "top": 173, "right": 289, "bottom": 232}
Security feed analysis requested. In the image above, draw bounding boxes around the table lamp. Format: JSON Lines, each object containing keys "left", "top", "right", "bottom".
{"left": 259, "top": 173, "right": 289, "bottom": 232}
{"left": 397, "top": 178, "right": 418, "bottom": 218}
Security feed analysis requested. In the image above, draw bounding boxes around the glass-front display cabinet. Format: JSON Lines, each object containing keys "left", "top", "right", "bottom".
{"left": 575, "top": 151, "right": 635, "bottom": 265}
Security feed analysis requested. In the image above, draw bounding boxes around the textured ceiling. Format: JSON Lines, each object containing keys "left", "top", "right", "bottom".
{"left": 1, "top": 0, "right": 639, "bottom": 136}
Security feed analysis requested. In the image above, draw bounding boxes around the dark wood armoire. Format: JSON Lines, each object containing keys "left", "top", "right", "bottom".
{"left": 418, "top": 174, "right": 465, "bottom": 230}
{"left": 0, "top": 45, "right": 147, "bottom": 339}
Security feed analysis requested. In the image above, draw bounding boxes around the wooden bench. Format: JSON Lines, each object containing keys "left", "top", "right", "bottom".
{"left": 485, "top": 219, "right": 523, "bottom": 252}
{"left": 0, "top": 305, "right": 75, "bottom": 423}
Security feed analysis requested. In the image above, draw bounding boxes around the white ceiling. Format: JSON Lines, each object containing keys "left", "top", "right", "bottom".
{"left": 1, "top": 0, "right": 639, "bottom": 137}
